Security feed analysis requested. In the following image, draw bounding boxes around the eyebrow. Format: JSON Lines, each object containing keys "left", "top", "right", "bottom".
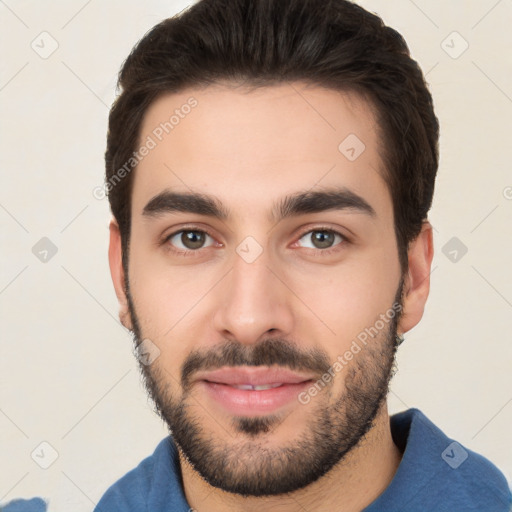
{"left": 142, "top": 188, "right": 376, "bottom": 222}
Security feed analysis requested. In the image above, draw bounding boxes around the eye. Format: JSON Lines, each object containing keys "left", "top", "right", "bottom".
{"left": 166, "top": 229, "right": 215, "bottom": 251}
{"left": 297, "top": 229, "right": 345, "bottom": 250}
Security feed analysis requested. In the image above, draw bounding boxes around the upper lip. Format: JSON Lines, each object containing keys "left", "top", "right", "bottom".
{"left": 196, "top": 366, "right": 314, "bottom": 386}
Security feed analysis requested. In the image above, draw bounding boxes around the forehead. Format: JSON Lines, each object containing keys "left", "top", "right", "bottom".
{"left": 132, "top": 82, "right": 391, "bottom": 221}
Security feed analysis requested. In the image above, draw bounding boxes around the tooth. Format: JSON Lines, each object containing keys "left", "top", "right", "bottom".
{"left": 232, "top": 383, "right": 283, "bottom": 391}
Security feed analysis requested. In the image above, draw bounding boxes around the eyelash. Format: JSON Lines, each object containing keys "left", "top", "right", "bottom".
{"left": 161, "top": 226, "right": 218, "bottom": 258}
{"left": 295, "top": 226, "right": 349, "bottom": 256}
{"left": 161, "top": 226, "right": 349, "bottom": 257}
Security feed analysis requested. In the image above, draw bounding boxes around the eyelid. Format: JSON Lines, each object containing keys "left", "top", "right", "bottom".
{"left": 161, "top": 224, "right": 350, "bottom": 255}
{"left": 293, "top": 226, "right": 349, "bottom": 253}
{"left": 162, "top": 226, "right": 221, "bottom": 253}
{"left": 295, "top": 225, "right": 349, "bottom": 242}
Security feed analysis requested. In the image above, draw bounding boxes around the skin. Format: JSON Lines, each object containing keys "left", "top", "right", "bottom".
{"left": 109, "top": 82, "right": 434, "bottom": 511}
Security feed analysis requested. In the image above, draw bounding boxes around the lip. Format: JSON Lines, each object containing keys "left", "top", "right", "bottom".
{"left": 196, "top": 366, "right": 314, "bottom": 416}
{"left": 195, "top": 366, "right": 314, "bottom": 386}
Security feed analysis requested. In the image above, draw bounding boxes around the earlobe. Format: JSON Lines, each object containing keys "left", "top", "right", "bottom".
{"left": 108, "top": 219, "right": 133, "bottom": 331}
{"left": 398, "top": 221, "right": 434, "bottom": 335}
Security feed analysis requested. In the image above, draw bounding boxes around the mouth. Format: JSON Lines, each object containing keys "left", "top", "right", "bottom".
{"left": 195, "top": 366, "right": 315, "bottom": 416}
{"left": 222, "top": 383, "right": 285, "bottom": 391}
{"left": 196, "top": 366, "right": 315, "bottom": 386}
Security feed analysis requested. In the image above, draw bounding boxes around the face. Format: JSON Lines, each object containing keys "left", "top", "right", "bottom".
{"left": 111, "top": 82, "right": 418, "bottom": 496}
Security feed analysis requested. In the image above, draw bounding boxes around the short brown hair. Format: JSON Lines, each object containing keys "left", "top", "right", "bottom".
{"left": 105, "top": 0, "right": 439, "bottom": 274}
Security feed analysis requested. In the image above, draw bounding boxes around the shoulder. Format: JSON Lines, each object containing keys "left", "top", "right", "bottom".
{"left": 1, "top": 498, "right": 47, "bottom": 512}
{"left": 368, "top": 408, "right": 512, "bottom": 512}
{"left": 94, "top": 437, "right": 189, "bottom": 512}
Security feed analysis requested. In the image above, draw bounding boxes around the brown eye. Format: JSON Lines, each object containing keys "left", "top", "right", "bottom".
{"left": 298, "top": 229, "right": 344, "bottom": 250}
{"left": 168, "top": 230, "right": 214, "bottom": 250}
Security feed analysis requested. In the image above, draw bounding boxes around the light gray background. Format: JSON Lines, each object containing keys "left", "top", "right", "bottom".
{"left": 1, "top": 0, "right": 511, "bottom": 509}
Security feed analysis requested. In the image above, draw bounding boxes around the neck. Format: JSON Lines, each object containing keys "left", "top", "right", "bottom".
{"left": 179, "top": 401, "right": 402, "bottom": 512}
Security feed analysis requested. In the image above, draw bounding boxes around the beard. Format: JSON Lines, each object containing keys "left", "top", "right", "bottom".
{"left": 126, "top": 278, "right": 404, "bottom": 497}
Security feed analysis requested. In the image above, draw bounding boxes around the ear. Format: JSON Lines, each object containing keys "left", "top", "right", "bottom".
{"left": 108, "top": 219, "right": 133, "bottom": 331}
{"left": 398, "top": 221, "right": 434, "bottom": 335}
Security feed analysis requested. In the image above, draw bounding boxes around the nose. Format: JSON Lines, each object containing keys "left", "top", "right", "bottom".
{"left": 212, "top": 250, "right": 295, "bottom": 345}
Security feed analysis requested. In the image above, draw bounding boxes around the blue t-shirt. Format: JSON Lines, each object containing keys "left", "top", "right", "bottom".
{"left": 5, "top": 409, "right": 507, "bottom": 511}
{"left": 93, "top": 408, "right": 512, "bottom": 512}
{"left": 0, "top": 498, "right": 47, "bottom": 512}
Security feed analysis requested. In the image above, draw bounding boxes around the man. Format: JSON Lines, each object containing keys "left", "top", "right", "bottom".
{"left": 95, "top": 0, "right": 512, "bottom": 510}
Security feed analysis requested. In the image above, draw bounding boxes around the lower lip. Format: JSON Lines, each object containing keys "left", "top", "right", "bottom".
{"left": 201, "top": 380, "right": 312, "bottom": 416}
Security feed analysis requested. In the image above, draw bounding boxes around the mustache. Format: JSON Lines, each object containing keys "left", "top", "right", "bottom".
{"left": 181, "top": 338, "right": 331, "bottom": 390}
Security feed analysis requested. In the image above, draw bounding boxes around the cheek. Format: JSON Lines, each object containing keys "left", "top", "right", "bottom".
{"left": 128, "top": 251, "right": 219, "bottom": 368}
{"left": 129, "top": 243, "right": 209, "bottom": 325}
{"left": 284, "top": 249, "right": 400, "bottom": 349}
